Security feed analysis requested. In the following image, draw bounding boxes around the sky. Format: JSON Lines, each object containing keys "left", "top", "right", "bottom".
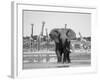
{"left": 23, "top": 10, "right": 91, "bottom": 37}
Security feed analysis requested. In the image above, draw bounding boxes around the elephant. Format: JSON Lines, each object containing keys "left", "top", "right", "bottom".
{"left": 49, "top": 28, "right": 76, "bottom": 63}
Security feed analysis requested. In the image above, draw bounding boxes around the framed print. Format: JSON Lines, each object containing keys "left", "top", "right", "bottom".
{"left": 11, "top": 1, "right": 97, "bottom": 78}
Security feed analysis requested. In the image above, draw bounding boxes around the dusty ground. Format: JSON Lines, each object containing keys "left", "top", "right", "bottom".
{"left": 23, "top": 52, "right": 91, "bottom": 69}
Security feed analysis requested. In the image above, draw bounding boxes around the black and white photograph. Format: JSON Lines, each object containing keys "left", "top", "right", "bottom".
{"left": 23, "top": 10, "right": 91, "bottom": 69}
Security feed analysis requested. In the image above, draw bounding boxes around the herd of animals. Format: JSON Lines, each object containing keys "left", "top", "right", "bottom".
{"left": 23, "top": 28, "right": 91, "bottom": 64}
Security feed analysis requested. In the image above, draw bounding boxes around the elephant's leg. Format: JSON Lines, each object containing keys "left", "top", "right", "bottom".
{"left": 56, "top": 50, "right": 62, "bottom": 63}
{"left": 66, "top": 52, "right": 71, "bottom": 63}
{"left": 57, "top": 56, "right": 62, "bottom": 63}
{"left": 63, "top": 48, "right": 68, "bottom": 63}
{"left": 63, "top": 53, "right": 67, "bottom": 63}
{"left": 63, "top": 51, "right": 71, "bottom": 63}
{"left": 63, "top": 40, "right": 71, "bottom": 63}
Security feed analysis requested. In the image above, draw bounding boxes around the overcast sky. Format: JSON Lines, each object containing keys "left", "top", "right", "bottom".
{"left": 23, "top": 10, "right": 91, "bottom": 37}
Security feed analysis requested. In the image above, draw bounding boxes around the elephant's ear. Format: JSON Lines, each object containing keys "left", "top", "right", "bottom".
{"left": 53, "top": 30, "right": 61, "bottom": 43}
{"left": 66, "top": 29, "right": 76, "bottom": 40}
{"left": 49, "top": 29, "right": 60, "bottom": 38}
{"left": 54, "top": 30, "right": 60, "bottom": 38}
{"left": 49, "top": 29, "right": 60, "bottom": 43}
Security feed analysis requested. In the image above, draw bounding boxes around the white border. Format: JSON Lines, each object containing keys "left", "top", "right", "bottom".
{"left": 11, "top": 1, "right": 97, "bottom": 78}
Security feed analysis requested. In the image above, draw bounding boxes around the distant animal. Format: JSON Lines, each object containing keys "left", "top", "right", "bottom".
{"left": 49, "top": 28, "right": 76, "bottom": 63}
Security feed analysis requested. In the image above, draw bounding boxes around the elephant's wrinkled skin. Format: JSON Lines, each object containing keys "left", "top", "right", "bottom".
{"left": 49, "top": 28, "right": 76, "bottom": 63}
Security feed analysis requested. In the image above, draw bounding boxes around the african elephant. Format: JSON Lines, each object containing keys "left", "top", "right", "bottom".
{"left": 49, "top": 28, "right": 76, "bottom": 63}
